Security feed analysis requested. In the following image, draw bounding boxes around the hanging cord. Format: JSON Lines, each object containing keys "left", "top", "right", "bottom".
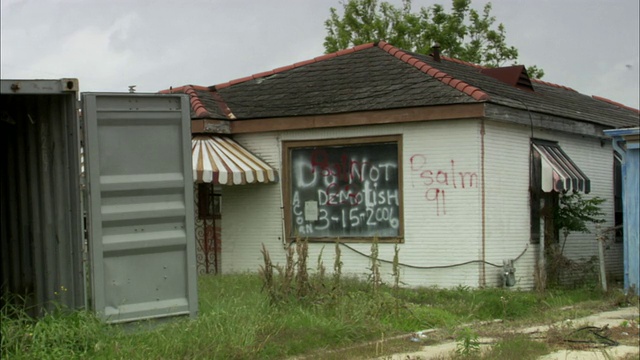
{"left": 339, "top": 243, "right": 528, "bottom": 270}
{"left": 503, "top": 96, "right": 535, "bottom": 140}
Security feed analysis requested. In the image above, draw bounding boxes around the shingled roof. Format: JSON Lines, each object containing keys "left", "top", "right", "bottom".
{"left": 160, "top": 41, "right": 639, "bottom": 129}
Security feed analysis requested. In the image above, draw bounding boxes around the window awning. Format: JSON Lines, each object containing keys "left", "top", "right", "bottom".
{"left": 192, "top": 135, "right": 277, "bottom": 185}
{"left": 532, "top": 140, "right": 590, "bottom": 193}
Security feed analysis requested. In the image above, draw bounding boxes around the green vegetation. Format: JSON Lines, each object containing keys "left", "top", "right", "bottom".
{"left": 482, "top": 334, "right": 549, "bottom": 360}
{"left": 1, "top": 272, "right": 630, "bottom": 359}
{"left": 324, "top": 0, "right": 545, "bottom": 78}
{"left": 2, "top": 241, "right": 636, "bottom": 359}
{"left": 455, "top": 327, "right": 480, "bottom": 357}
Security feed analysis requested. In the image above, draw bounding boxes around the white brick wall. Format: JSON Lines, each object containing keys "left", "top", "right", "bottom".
{"left": 531, "top": 127, "right": 622, "bottom": 283}
{"left": 482, "top": 121, "right": 622, "bottom": 289}
{"left": 220, "top": 119, "right": 621, "bottom": 289}
{"left": 483, "top": 121, "right": 533, "bottom": 288}
{"left": 224, "top": 121, "right": 483, "bottom": 287}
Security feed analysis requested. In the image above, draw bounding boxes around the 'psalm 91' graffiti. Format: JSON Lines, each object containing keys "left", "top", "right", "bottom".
{"left": 409, "top": 154, "right": 478, "bottom": 216}
{"left": 289, "top": 142, "right": 400, "bottom": 238}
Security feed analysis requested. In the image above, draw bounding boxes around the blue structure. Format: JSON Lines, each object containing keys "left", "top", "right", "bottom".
{"left": 604, "top": 127, "right": 640, "bottom": 295}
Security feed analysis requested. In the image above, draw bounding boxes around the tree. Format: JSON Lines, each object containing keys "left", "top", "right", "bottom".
{"left": 545, "top": 191, "right": 606, "bottom": 289}
{"left": 324, "top": 0, "right": 545, "bottom": 78}
{"left": 555, "top": 191, "right": 606, "bottom": 253}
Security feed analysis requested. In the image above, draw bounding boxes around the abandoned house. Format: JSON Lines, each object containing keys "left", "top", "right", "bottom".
{"left": 162, "top": 41, "right": 639, "bottom": 289}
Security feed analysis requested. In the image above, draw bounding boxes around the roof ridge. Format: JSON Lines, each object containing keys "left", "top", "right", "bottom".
{"left": 158, "top": 85, "right": 212, "bottom": 118}
{"left": 592, "top": 95, "right": 640, "bottom": 114}
{"left": 210, "top": 91, "right": 236, "bottom": 119}
{"left": 530, "top": 78, "right": 577, "bottom": 92}
{"left": 440, "top": 56, "right": 487, "bottom": 69}
{"left": 158, "top": 84, "right": 210, "bottom": 93}
{"left": 212, "top": 43, "right": 376, "bottom": 90}
{"left": 439, "top": 56, "right": 578, "bottom": 93}
{"left": 376, "top": 41, "right": 489, "bottom": 101}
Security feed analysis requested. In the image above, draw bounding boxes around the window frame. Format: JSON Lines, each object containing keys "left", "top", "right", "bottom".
{"left": 530, "top": 143, "right": 542, "bottom": 244}
{"left": 530, "top": 139, "right": 562, "bottom": 245}
{"left": 282, "top": 135, "right": 404, "bottom": 243}
{"left": 197, "top": 183, "right": 221, "bottom": 220}
{"left": 613, "top": 154, "right": 623, "bottom": 243}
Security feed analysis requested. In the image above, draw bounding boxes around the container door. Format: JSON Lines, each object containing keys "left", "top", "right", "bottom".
{"left": 82, "top": 93, "right": 197, "bottom": 323}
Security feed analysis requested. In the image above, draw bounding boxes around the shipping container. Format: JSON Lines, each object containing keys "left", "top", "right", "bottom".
{"left": 1, "top": 79, "right": 198, "bottom": 323}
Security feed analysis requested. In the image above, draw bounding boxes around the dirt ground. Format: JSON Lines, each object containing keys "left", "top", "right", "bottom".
{"left": 380, "top": 307, "right": 640, "bottom": 360}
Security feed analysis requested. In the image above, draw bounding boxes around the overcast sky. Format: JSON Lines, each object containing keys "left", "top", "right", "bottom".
{"left": 2, "top": 0, "right": 639, "bottom": 109}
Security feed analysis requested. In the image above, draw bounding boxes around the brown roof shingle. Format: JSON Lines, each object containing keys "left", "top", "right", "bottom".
{"left": 160, "top": 41, "right": 639, "bottom": 129}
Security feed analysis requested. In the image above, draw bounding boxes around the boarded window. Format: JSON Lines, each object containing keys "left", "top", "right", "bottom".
{"left": 283, "top": 136, "right": 403, "bottom": 242}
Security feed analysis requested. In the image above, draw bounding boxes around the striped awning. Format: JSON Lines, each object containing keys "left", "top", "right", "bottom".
{"left": 532, "top": 140, "right": 590, "bottom": 193}
{"left": 192, "top": 135, "right": 277, "bottom": 185}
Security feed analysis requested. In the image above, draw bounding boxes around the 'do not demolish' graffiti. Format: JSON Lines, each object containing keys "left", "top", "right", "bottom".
{"left": 290, "top": 143, "right": 399, "bottom": 237}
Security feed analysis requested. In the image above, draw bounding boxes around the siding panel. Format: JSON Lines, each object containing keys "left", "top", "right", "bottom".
{"left": 221, "top": 119, "right": 620, "bottom": 289}
{"left": 226, "top": 121, "right": 483, "bottom": 288}
{"left": 483, "top": 121, "right": 621, "bottom": 289}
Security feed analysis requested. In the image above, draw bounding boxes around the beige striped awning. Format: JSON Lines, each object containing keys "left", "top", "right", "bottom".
{"left": 192, "top": 135, "right": 277, "bottom": 185}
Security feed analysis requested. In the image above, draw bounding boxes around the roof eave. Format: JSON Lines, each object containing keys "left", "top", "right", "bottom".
{"left": 484, "top": 103, "right": 612, "bottom": 138}
{"left": 229, "top": 103, "right": 486, "bottom": 134}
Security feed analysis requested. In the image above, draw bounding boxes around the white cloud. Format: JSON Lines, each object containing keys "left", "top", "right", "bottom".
{"left": 590, "top": 57, "right": 640, "bottom": 108}
{"left": 1, "top": 0, "right": 638, "bottom": 108}
{"left": 22, "top": 25, "right": 132, "bottom": 90}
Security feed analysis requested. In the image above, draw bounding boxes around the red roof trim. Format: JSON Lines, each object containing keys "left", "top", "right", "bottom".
{"left": 317, "top": 52, "right": 338, "bottom": 61}
{"left": 441, "top": 56, "right": 486, "bottom": 69}
{"left": 377, "top": 41, "right": 490, "bottom": 101}
{"left": 592, "top": 95, "right": 640, "bottom": 114}
{"left": 294, "top": 59, "right": 316, "bottom": 67}
{"left": 158, "top": 84, "right": 210, "bottom": 94}
{"left": 215, "top": 82, "right": 231, "bottom": 90}
{"left": 157, "top": 85, "right": 209, "bottom": 117}
{"left": 252, "top": 70, "right": 275, "bottom": 79}
{"left": 531, "top": 78, "right": 577, "bottom": 92}
{"left": 353, "top": 43, "right": 375, "bottom": 51}
{"left": 229, "top": 76, "right": 253, "bottom": 86}
{"left": 212, "top": 43, "right": 376, "bottom": 90}
{"left": 210, "top": 91, "right": 236, "bottom": 119}
{"left": 335, "top": 48, "right": 355, "bottom": 56}
{"left": 273, "top": 64, "right": 295, "bottom": 73}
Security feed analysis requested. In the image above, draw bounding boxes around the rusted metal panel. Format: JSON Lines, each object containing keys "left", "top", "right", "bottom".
{"left": 192, "top": 135, "right": 277, "bottom": 185}
{"left": 2, "top": 80, "right": 200, "bottom": 323}
{"left": 0, "top": 78, "right": 78, "bottom": 94}
{"left": 191, "top": 119, "right": 231, "bottom": 134}
{"left": 1, "top": 80, "right": 84, "bottom": 315}
{"left": 480, "top": 65, "right": 534, "bottom": 91}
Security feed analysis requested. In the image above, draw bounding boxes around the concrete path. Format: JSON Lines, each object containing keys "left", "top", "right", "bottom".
{"left": 379, "top": 307, "right": 639, "bottom": 360}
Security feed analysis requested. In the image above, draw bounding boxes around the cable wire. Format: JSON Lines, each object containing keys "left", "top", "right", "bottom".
{"left": 339, "top": 243, "right": 528, "bottom": 270}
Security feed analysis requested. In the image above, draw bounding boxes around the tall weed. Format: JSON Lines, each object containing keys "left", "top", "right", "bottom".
{"left": 2, "top": 274, "right": 623, "bottom": 360}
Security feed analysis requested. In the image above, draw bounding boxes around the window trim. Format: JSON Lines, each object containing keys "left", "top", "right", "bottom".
{"left": 282, "top": 135, "right": 404, "bottom": 243}
{"left": 530, "top": 143, "right": 542, "bottom": 244}
{"left": 613, "top": 154, "right": 623, "bottom": 243}
{"left": 197, "top": 183, "right": 221, "bottom": 220}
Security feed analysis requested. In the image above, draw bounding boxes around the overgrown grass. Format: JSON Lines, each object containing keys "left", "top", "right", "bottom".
{"left": 1, "top": 295, "right": 110, "bottom": 359}
{"left": 2, "top": 273, "right": 633, "bottom": 359}
{"left": 479, "top": 334, "right": 549, "bottom": 360}
{"left": 394, "top": 285, "right": 613, "bottom": 328}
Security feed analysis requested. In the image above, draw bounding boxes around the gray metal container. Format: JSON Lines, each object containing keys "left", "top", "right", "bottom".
{"left": 1, "top": 79, "right": 198, "bottom": 322}
{"left": 1, "top": 79, "right": 84, "bottom": 315}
